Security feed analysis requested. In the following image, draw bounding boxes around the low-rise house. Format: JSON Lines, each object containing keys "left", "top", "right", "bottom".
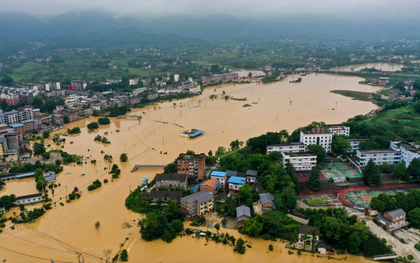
{"left": 226, "top": 170, "right": 238, "bottom": 178}
{"left": 43, "top": 171, "right": 56, "bottom": 183}
{"left": 228, "top": 176, "right": 246, "bottom": 193}
{"left": 199, "top": 179, "right": 220, "bottom": 194}
{"left": 298, "top": 225, "right": 320, "bottom": 247}
{"left": 377, "top": 208, "right": 407, "bottom": 230}
{"left": 145, "top": 190, "right": 183, "bottom": 204}
{"left": 246, "top": 170, "right": 258, "bottom": 183}
{"left": 259, "top": 193, "right": 275, "bottom": 212}
{"left": 210, "top": 171, "right": 227, "bottom": 187}
{"left": 236, "top": 205, "right": 251, "bottom": 228}
{"left": 180, "top": 191, "right": 214, "bottom": 217}
{"left": 14, "top": 193, "right": 43, "bottom": 205}
{"left": 154, "top": 173, "right": 188, "bottom": 189}
{"left": 287, "top": 210, "right": 310, "bottom": 225}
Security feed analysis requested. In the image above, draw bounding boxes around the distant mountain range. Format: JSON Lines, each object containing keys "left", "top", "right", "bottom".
{"left": 0, "top": 10, "right": 419, "bottom": 53}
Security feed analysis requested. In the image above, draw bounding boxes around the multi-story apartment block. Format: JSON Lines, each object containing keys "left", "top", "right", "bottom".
{"left": 0, "top": 107, "right": 34, "bottom": 125}
{"left": 176, "top": 153, "right": 206, "bottom": 180}
{"left": 300, "top": 129, "right": 333, "bottom": 153}
{"left": 282, "top": 152, "right": 317, "bottom": 171}
{"left": 326, "top": 124, "right": 350, "bottom": 137}
{"left": 390, "top": 141, "right": 420, "bottom": 168}
{"left": 180, "top": 191, "right": 214, "bottom": 217}
{"left": 266, "top": 142, "right": 306, "bottom": 154}
{"left": 356, "top": 149, "right": 401, "bottom": 167}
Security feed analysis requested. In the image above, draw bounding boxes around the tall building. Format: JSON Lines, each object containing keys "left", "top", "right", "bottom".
{"left": 176, "top": 153, "right": 206, "bottom": 180}
{"left": 300, "top": 129, "right": 333, "bottom": 153}
{"left": 266, "top": 142, "right": 305, "bottom": 154}
{"left": 0, "top": 107, "right": 34, "bottom": 125}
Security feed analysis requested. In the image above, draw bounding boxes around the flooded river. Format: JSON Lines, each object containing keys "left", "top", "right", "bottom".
{"left": 334, "top": 62, "right": 404, "bottom": 72}
{"left": 0, "top": 73, "right": 380, "bottom": 262}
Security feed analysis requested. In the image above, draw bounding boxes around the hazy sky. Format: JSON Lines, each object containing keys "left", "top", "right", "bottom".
{"left": 1, "top": 0, "right": 419, "bottom": 21}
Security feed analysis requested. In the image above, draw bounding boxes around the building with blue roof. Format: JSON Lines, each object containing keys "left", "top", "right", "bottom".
{"left": 228, "top": 176, "right": 246, "bottom": 193}
{"left": 211, "top": 171, "right": 228, "bottom": 188}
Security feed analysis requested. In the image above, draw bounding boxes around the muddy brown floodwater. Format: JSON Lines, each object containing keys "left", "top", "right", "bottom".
{"left": 0, "top": 73, "right": 380, "bottom": 263}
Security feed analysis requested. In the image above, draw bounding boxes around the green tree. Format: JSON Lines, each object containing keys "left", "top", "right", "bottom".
{"left": 171, "top": 219, "right": 184, "bottom": 233}
{"left": 42, "top": 131, "right": 50, "bottom": 139}
{"left": 394, "top": 162, "right": 407, "bottom": 180}
{"left": 0, "top": 75, "right": 13, "bottom": 85}
{"left": 415, "top": 101, "right": 420, "bottom": 114}
{"left": 363, "top": 159, "right": 381, "bottom": 186}
{"left": 0, "top": 194, "right": 17, "bottom": 210}
{"left": 216, "top": 146, "right": 226, "bottom": 156}
{"left": 407, "top": 159, "right": 420, "bottom": 179}
{"left": 98, "top": 117, "right": 111, "bottom": 125}
{"left": 120, "top": 249, "right": 128, "bottom": 261}
{"left": 120, "top": 153, "right": 128, "bottom": 162}
{"left": 162, "top": 226, "right": 176, "bottom": 243}
{"left": 331, "top": 136, "right": 351, "bottom": 155}
{"left": 408, "top": 207, "right": 420, "bottom": 228}
{"left": 140, "top": 212, "right": 168, "bottom": 241}
{"left": 286, "top": 162, "right": 300, "bottom": 192}
{"left": 234, "top": 238, "right": 246, "bottom": 254}
{"left": 309, "top": 166, "right": 322, "bottom": 191}
{"left": 63, "top": 116, "right": 70, "bottom": 124}
{"left": 276, "top": 187, "right": 297, "bottom": 211}
{"left": 322, "top": 217, "right": 341, "bottom": 242}
{"left": 208, "top": 150, "right": 213, "bottom": 157}
{"left": 41, "top": 152, "right": 51, "bottom": 159}
{"left": 164, "top": 200, "right": 183, "bottom": 222}
{"left": 380, "top": 163, "right": 391, "bottom": 173}
{"left": 307, "top": 144, "right": 327, "bottom": 163}
{"left": 87, "top": 122, "right": 99, "bottom": 130}
{"left": 215, "top": 223, "right": 220, "bottom": 231}
{"left": 242, "top": 216, "right": 263, "bottom": 237}
{"left": 239, "top": 185, "right": 255, "bottom": 205}
{"left": 33, "top": 142, "right": 46, "bottom": 155}
{"left": 164, "top": 161, "right": 177, "bottom": 173}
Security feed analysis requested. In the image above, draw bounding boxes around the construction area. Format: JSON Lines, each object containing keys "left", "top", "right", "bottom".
{"left": 321, "top": 162, "right": 363, "bottom": 183}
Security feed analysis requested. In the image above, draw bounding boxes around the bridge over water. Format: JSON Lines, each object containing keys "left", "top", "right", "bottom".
{"left": 131, "top": 164, "right": 166, "bottom": 172}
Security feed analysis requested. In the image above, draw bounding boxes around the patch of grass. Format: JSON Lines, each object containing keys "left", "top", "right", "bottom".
{"left": 307, "top": 200, "right": 327, "bottom": 206}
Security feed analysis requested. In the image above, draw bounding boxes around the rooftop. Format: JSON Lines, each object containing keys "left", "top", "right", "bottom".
{"left": 298, "top": 225, "right": 320, "bottom": 236}
{"left": 301, "top": 129, "right": 331, "bottom": 135}
{"left": 236, "top": 205, "right": 251, "bottom": 218}
{"left": 259, "top": 193, "right": 275, "bottom": 206}
{"left": 246, "top": 170, "right": 258, "bottom": 177}
{"left": 16, "top": 193, "right": 43, "bottom": 200}
{"left": 200, "top": 179, "right": 220, "bottom": 189}
{"left": 210, "top": 171, "right": 227, "bottom": 177}
{"left": 177, "top": 153, "right": 205, "bottom": 160}
{"left": 267, "top": 142, "right": 305, "bottom": 147}
{"left": 148, "top": 190, "right": 183, "bottom": 200}
{"left": 283, "top": 152, "right": 317, "bottom": 157}
{"left": 228, "top": 176, "right": 246, "bottom": 185}
{"left": 385, "top": 208, "right": 406, "bottom": 220}
{"left": 358, "top": 149, "right": 399, "bottom": 154}
{"left": 154, "top": 173, "right": 187, "bottom": 182}
{"left": 226, "top": 170, "right": 238, "bottom": 177}
{"left": 181, "top": 191, "right": 214, "bottom": 204}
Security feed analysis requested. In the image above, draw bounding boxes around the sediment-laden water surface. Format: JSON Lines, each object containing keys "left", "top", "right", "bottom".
{"left": 0, "top": 73, "right": 380, "bottom": 262}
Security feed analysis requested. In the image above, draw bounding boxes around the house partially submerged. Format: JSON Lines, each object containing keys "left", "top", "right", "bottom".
{"left": 180, "top": 191, "right": 214, "bottom": 217}
{"left": 14, "top": 193, "right": 43, "bottom": 205}
{"left": 236, "top": 205, "right": 251, "bottom": 229}
{"left": 43, "top": 171, "right": 56, "bottom": 183}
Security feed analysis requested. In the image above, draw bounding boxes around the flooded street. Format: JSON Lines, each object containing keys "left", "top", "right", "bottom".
{"left": 0, "top": 73, "right": 380, "bottom": 262}
{"left": 334, "top": 62, "right": 404, "bottom": 72}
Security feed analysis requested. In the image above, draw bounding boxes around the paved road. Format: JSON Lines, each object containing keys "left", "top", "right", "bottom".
{"left": 364, "top": 218, "right": 420, "bottom": 262}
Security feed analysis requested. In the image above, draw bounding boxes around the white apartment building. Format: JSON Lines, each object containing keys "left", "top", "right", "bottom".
{"left": 282, "top": 152, "right": 317, "bottom": 171}
{"left": 327, "top": 124, "right": 350, "bottom": 137}
{"left": 356, "top": 149, "right": 401, "bottom": 167}
{"left": 390, "top": 141, "right": 420, "bottom": 168}
{"left": 266, "top": 142, "right": 305, "bottom": 154}
{"left": 346, "top": 138, "right": 367, "bottom": 153}
{"left": 300, "top": 129, "right": 333, "bottom": 153}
